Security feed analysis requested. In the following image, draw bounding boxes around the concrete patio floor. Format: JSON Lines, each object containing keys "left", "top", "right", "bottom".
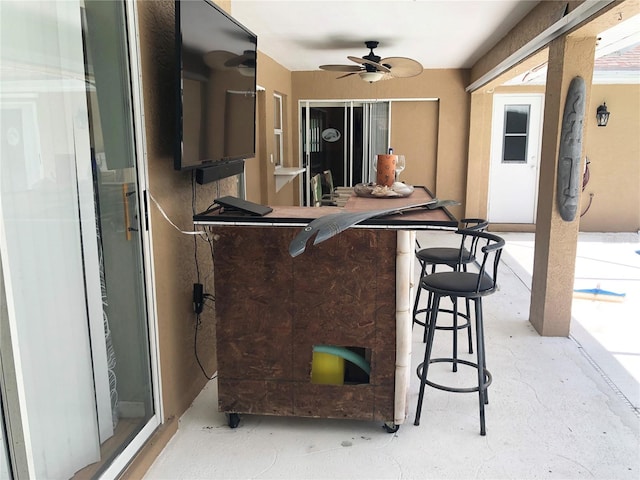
{"left": 144, "top": 231, "right": 640, "bottom": 480}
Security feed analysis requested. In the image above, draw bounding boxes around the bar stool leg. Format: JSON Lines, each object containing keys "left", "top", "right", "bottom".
{"left": 477, "top": 298, "right": 489, "bottom": 405}
{"left": 451, "top": 296, "right": 458, "bottom": 372}
{"left": 413, "top": 263, "right": 436, "bottom": 344}
{"left": 474, "top": 298, "right": 487, "bottom": 436}
{"left": 423, "top": 291, "right": 433, "bottom": 343}
{"left": 465, "top": 298, "right": 473, "bottom": 354}
{"left": 414, "top": 294, "right": 441, "bottom": 426}
{"left": 412, "top": 262, "right": 427, "bottom": 331}
{"left": 423, "top": 265, "right": 437, "bottom": 343}
{"left": 460, "top": 264, "right": 473, "bottom": 355}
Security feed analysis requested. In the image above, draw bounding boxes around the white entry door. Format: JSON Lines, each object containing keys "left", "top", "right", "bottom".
{"left": 488, "top": 94, "right": 544, "bottom": 223}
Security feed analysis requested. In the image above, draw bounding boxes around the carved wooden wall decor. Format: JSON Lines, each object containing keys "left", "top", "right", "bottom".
{"left": 557, "top": 76, "right": 586, "bottom": 222}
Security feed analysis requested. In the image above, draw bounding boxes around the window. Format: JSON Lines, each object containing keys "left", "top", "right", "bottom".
{"left": 502, "top": 104, "right": 530, "bottom": 163}
{"left": 274, "top": 93, "right": 284, "bottom": 166}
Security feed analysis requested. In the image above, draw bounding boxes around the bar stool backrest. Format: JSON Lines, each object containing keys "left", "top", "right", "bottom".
{"left": 311, "top": 174, "right": 322, "bottom": 206}
{"left": 323, "top": 170, "right": 335, "bottom": 194}
{"left": 453, "top": 219, "right": 489, "bottom": 270}
{"left": 414, "top": 218, "right": 488, "bottom": 255}
{"left": 463, "top": 230, "right": 506, "bottom": 295}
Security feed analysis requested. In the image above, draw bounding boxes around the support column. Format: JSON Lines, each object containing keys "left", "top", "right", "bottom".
{"left": 529, "top": 34, "right": 596, "bottom": 336}
{"left": 464, "top": 91, "right": 493, "bottom": 220}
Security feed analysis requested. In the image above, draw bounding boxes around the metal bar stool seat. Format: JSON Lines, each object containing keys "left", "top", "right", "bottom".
{"left": 413, "top": 220, "right": 488, "bottom": 358}
{"left": 414, "top": 230, "right": 505, "bottom": 436}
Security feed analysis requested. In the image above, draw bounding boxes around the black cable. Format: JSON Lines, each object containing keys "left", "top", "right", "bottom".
{"left": 206, "top": 227, "right": 215, "bottom": 265}
{"left": 191, "top": 172, "right": 219, "bottom": 380}
{"left": 194, "top": 313, "right": 217, "bottom": 380}
{"left": 192, "top": 172, "right": 201, "bottom": 284}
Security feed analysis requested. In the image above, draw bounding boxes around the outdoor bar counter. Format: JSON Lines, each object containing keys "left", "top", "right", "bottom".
{"left": 194, "top": 187, "right": 456, "bottom": 430}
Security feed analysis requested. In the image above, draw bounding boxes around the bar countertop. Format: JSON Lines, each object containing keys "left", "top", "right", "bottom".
{"left": 193, "top": 186, "right": 457, "bottom": 229}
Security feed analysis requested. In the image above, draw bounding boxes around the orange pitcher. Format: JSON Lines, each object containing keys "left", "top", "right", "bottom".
{"left": 376, "top": 154, "right": 397, "bottom": 187}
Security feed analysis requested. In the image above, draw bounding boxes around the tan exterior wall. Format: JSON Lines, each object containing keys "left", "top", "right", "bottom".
{"left": 464, "top": 83, "right": 640, "bottom": 232}
{"left": 252, "top": 52, "right": 296, "bottom": 206}
{"left": 390, "top": 101, "right": 439, "bottom": 192}
{"left": 581, "top": 84, "right": 640, "bottom": 232}
{"left": 137, "top": 0, "right": 216, "bottom": 421}
{"left": 291, "top": 70, "right": 470, "bottom": 219}
{"left": 464, "top": 91, "right": 494, "bottom": 221}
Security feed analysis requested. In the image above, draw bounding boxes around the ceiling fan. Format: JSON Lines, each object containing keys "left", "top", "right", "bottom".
{"left": 224, "top": 50, "right": 256, "bottom": 76}
{"left": 319, "top": 41, "right": 423, "bottom": 83}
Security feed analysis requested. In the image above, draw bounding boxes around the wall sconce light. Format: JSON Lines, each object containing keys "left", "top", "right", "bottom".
{"left": 596, "top": 102, "right": 610, "bottom": 127}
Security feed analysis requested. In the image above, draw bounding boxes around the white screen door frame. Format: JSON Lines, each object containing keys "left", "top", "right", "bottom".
{"left": 488, "top": 94, "right": 544, "bottom": 224}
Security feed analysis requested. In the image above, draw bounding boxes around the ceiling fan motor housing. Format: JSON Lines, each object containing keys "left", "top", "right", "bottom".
{"left": 363, "top": 41, "right": 381, "bottom": 72}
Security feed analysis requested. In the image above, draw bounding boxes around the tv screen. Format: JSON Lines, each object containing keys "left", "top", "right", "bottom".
{"left": 175, "top": 0, "right": 257, "bottom": 174}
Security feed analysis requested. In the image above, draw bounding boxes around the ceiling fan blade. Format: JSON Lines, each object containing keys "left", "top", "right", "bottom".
{"left": 320, "top": 64, "right": 363, "bottom": 72}
{"left": 347, "top": 56, "right": 392, "bottom": 73}
{"left": 224, "top": 50, "right": 256, "bottom": 68}
{"left": 380, "top": 57, "right": 423, "bottom": 78}
{"left": 336, "top": 72, "right": 359, "bottom": 79}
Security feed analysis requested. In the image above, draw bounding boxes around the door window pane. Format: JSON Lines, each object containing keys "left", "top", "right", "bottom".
{"left": 502, "top": 105, "right": 530, "bottom": 163}
{"left": 505, "top": 105, "right": 529, "bottom": 134}
{"left": 504, "top": 137, "right": 528, "bottom": 162}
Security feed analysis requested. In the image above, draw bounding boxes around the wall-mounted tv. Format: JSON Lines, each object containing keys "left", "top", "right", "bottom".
{"left": 175, "top": 0, "right": 257, "bottom": 183}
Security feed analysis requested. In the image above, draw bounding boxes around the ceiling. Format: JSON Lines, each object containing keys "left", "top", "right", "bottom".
{"left": 230, "top": 0, "right": 639, "bottom": 84}
{"left": 230, "top": 0, "right": 540, "bottom": 71}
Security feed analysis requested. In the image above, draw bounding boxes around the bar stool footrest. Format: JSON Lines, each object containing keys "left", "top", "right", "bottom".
{"left": 413, "top": 308, "right": 471, "bottom": 331}
{"left": 413, "top": 307, "right": 428, "bottom": 328}
{"left": 431, "top": 308, "right": 471, "bottom": 331}
{"left": 417, "top": 358, "right": 492, "bottom": 394}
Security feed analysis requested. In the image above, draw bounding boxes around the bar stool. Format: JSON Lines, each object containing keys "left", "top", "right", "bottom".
{"left": 414, "top": 230, "right": 505, "bottom": 436}
{"left": 413, "top": 219, "right": 488, "bottom": 359}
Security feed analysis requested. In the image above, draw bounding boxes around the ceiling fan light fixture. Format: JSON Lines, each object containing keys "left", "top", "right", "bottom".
{"left": 237, "top": 64, "right": 255, "bottom": 77}
{"left": 359, "top": 71, "right": 384, "bottom": 83}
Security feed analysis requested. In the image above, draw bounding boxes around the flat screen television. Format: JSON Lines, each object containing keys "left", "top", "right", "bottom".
{"left": 175, "top": 0, "right": 257, "bottom": 182}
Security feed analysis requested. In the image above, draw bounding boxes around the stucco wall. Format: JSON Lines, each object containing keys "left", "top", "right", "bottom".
{"left": 122, "top": 0, "right": 239, "bottom": 476}
{"left": 390, "top": 100, "right": 439, "bottom": 192}
{"left": 251, "top": 52, "right": 296, "bottom": 206}
{"left": 136, "top": 0, "right": 228, "bottom": 431}
{"left": 581, "top": 84, "right": 640, "bottom": 231}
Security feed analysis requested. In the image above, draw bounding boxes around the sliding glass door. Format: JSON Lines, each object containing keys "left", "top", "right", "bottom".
{"left": 0, "top": 385, "right": 10, "bottom": 479}
{"left": 0, "top": 1, "right": 159, "bottom": 478}
{"left": 300, "top": 101, "right": 389, "bottom": 206}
